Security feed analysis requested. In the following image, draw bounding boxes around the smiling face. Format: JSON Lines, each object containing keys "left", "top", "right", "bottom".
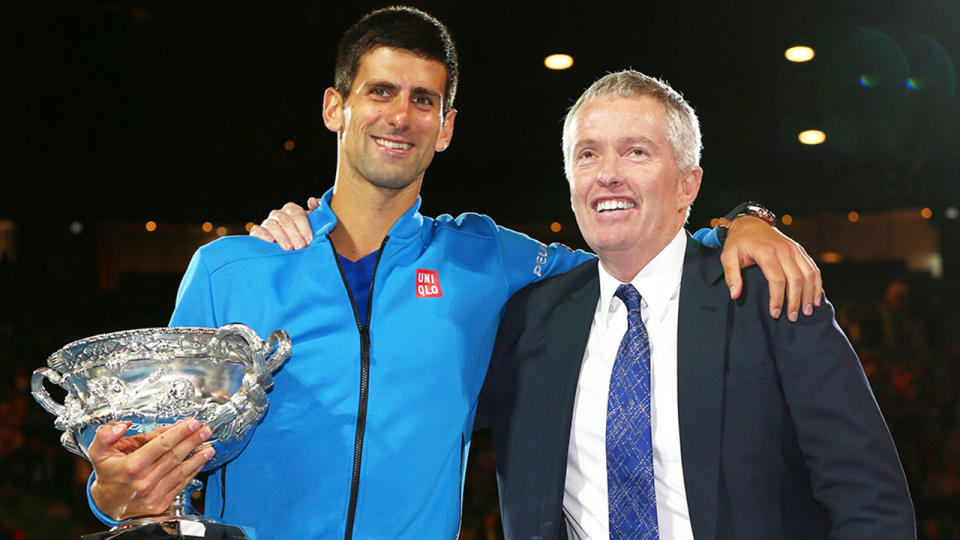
{"left": 566, "top": 95, "right": 701, "bottom": 280}
{"left": 324, "top": 46, "right": 456, "bottom": 195}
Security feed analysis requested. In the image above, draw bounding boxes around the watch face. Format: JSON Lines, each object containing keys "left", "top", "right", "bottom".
{"left": 745, "top": 205, "right": 777, "bottom": 225}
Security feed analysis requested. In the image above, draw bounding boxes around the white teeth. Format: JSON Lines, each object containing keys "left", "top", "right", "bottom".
{"left": 595, "top": 199, "right": 636, "bottom": 212}
{"left": 374, "top": 137, "right": 412, "bottom": 150}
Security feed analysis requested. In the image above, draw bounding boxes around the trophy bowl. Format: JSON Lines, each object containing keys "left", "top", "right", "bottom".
{"left": 31, "top": 323, "right": 291, "bottom": 539}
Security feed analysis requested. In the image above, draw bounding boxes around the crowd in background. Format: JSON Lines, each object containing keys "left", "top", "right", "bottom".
{"left": 2, "top": 254, "right": 958, "bottom": 539}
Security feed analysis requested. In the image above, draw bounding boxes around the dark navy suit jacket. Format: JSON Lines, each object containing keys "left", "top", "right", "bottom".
{"left": 479, "top": 235, "right": 915, "bottom": 539}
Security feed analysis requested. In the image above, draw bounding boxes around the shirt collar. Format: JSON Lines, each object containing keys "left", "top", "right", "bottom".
{"left": 308, "top": 187, "right": 425, "bottom": 242}
{"left": 597, "top": 228, "right": 687, "bottom": 324}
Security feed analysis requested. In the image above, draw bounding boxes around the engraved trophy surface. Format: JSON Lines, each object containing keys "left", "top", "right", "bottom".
{"left": 32, "top": 323, "right": 291, "bottom": 539}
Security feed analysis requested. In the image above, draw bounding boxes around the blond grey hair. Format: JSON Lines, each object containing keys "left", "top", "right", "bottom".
{"left": 562, "top": 70, "right": 702, "bottom": 177}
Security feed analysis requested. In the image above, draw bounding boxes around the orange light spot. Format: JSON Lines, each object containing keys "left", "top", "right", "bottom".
{"left": 920, "top": 207, "right": 932, "bottom": 219}
{"left": 284, "top": 140, "right": 295, "bottom": 151}
{"left": 145, "top": 221, "right": 157, "bottom": 232}
{"left": 245, "top": 222, "right": 256, "bottom": 232}
{"left": 848, "top": 211, "right": 860, "bottom": 223}
{"left": 781, "top": 214, "right": 793, "bottom": 225}
{"left": 710, "top": 218, "right": 719, "bottom": 228}
{"left": 216, "top": 226, "right": 228, "bottom": 237}
{"left": 821, "top": 252, "right": 842, "bottom": 263}
{"left": 202, "top": 222, "right": 213, "bottom": 232}
{"left": 550, "top": 222, "right": 562, "bottom": 233}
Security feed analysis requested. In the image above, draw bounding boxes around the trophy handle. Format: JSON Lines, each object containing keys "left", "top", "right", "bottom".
{"left": 211, "top": 323, "right": 263, "bottom": 354}
{"left": 31, "top": 367, "right": 67, "bottom": 417}
{"left": 264, "top": 330, "right": 291, "bottom": 374}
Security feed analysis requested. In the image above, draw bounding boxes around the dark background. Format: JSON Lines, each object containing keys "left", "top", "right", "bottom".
{"left": 1, "top": 1, "right": 959, "bottom": 538}
{"left": 2, "top": 1, "right": 959, "bottom": 222}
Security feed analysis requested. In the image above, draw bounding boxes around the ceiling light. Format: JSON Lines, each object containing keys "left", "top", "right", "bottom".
{"left": 785, "top": 46, "right": 815, "bottom": 63}
{"left": 544, "top": 54, "right": 573, "bottom": 70}
{"left": 798, "top": 129, "right": 826, "bottom": 145}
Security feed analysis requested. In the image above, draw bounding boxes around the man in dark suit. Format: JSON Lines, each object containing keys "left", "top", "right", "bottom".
{"left": 479, "top": 70, "right": 915, "bottom": 539}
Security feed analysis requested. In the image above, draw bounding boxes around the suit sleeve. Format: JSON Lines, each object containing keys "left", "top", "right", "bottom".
{"left": 771, "top": 293, "right": 916, "bottom": 537}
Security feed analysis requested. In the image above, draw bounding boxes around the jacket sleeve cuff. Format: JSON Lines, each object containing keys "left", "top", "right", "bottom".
{"left": 87, "top": 472, "right": 125, "bottom": 528}
{"left": 693, "top": 226, "right": 722, "bottom": 247}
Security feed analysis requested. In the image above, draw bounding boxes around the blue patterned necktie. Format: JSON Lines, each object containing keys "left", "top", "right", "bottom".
{"left": 607, "top": 283, "right": 659, "bottom": 539}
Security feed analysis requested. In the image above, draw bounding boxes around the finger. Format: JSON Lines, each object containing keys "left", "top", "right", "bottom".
{"left": 801, "top": 248, "right": 823, "bottom": 307}
{"left": 271, "top": 210, "right": 306, "bottom": 249}
{"left": 262, "top": 212, "right": 295, "bottom": 251}
{"left": 794, "top": 247, "right": 819, "bottom": 316}
{"left": 162, "top": 452, "right": 212, "bottom": 512}
{"left": 280, "top": 202, "right": 313, "bottom": 245}
{"left": 249, "top": 224, "right": 276, "bottom": 243}
{"left": 89, "top": 421, "right": 132, "bottom": 461}
{"left": 151, "top": 443, "right": 215, "bottom": 510}
{"left": 306, "top": 196, "right": 320, "bottom": 211}
{"left": 135, "top": 418, "right": 206, "bottom": 469}
{"left": 720, "top": 249, "right": 744, "bottom": 300}
{"left": 776, "top": 245, "right": 805, "bottom": 322}
{"left": 147, "top": 424, "right": 212, "bottom": 480}
{"left": 750, "top": 247, "right": 787, "bottom": 319}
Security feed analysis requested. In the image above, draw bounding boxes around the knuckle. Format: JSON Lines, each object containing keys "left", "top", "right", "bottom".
{"left": 157, "top": 435, "right": 175, "bottom": 453}
{"left": 122, "top": 461, "right": 141, "bottom": 478}
{"left": 131, "top": 480, "right": 151, "bottom": 498}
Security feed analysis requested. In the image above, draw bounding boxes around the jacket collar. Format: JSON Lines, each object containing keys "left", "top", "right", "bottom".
{"left": 308, "top": 187, "right": 426, "bottom": 243}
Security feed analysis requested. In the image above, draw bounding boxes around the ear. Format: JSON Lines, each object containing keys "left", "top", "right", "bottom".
{"left": 678, "top": 165, "right": 703, "bottom": 208}
{"left": 434, "top": 108, "right": 457, "bottom": 152}
{"left": 322, "top": 87, "right": 345, "bottom": 133}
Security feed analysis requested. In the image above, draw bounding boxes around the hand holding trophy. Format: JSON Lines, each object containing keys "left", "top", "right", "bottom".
{"left": 32, "top": 323, "right": 291, "bottom": 539}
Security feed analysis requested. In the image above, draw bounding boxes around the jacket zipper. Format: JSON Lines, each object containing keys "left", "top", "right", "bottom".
{"left": 329, "top": 236, "right": 389, "bottom": 540}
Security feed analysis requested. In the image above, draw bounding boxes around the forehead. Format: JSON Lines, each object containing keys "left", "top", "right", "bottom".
{"left": 351, "top": 46, "right": 448, "bottom": 95}
{"left": 571, "top": 95, "right": 668, "bottom": 142}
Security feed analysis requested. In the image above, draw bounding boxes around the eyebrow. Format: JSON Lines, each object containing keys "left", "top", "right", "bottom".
{"left": 366, "top": 80, "right": 443, "bottom": 101}
{"left": 574, "top": 135, "right": 658, "bottom": 151}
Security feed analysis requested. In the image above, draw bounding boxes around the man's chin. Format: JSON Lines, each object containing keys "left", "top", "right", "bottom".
{"left": 362, "top": 170, "right": 422, "bottom": 191}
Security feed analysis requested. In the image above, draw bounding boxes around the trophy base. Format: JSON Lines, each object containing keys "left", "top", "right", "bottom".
{"left": 82, "top": 517, "right": 253, "bottom": 540}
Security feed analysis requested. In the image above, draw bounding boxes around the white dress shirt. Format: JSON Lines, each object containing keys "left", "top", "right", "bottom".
{"left": 563, "top": 229, "right": 693, "bottom": 539}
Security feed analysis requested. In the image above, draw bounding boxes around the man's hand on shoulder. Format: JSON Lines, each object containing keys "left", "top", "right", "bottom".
{"left": 249, "top": 197, "right": 320, "bottom": 250}
{"left": 721, "top": 215, "right": 822, "bottom": 322}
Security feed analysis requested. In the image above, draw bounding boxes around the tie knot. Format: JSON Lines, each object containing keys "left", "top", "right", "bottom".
{"left": 615, "top": 284, "right": 642, "bottom": 313}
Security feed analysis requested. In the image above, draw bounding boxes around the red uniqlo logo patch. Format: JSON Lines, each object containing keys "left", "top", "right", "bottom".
{"left": 416, "top": 269, "right": 443, "bottom": 298}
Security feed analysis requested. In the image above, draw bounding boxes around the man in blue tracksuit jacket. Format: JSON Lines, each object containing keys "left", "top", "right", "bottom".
{"left": 166, "top": 190, "right": 594, "bottom": 538}
{"left": 85, "top": 7, "right": 821, "bottom": 539}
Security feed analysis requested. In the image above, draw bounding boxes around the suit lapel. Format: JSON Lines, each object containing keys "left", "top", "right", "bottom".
{"left": 677, "top": 236, "right": 728, "bottom": 540}
{"left": 547, "top": 262, "right": 600, "bottom": 409}
{"left": 538, "top": 260, "right": 600, "bottom": 532}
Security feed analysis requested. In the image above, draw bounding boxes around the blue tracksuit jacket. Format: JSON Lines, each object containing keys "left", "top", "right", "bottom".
{"left": 167, "top": 189, "right": 594, "bottom": 539}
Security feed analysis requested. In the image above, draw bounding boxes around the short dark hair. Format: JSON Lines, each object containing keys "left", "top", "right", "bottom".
{"left": 335, "top": 6, "right": 459, "bottom": 114}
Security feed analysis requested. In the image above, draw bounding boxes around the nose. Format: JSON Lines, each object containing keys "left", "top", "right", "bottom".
{"left": 596, "top": 156, "right": 621, "bottom": 187}
{"left": 386, "top": 97, "right": 411, "bottom": 130}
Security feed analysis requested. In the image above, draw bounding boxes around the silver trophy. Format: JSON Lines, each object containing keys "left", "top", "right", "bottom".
{"left": 32, "top": 323, "right": 291, "bottom": 539}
